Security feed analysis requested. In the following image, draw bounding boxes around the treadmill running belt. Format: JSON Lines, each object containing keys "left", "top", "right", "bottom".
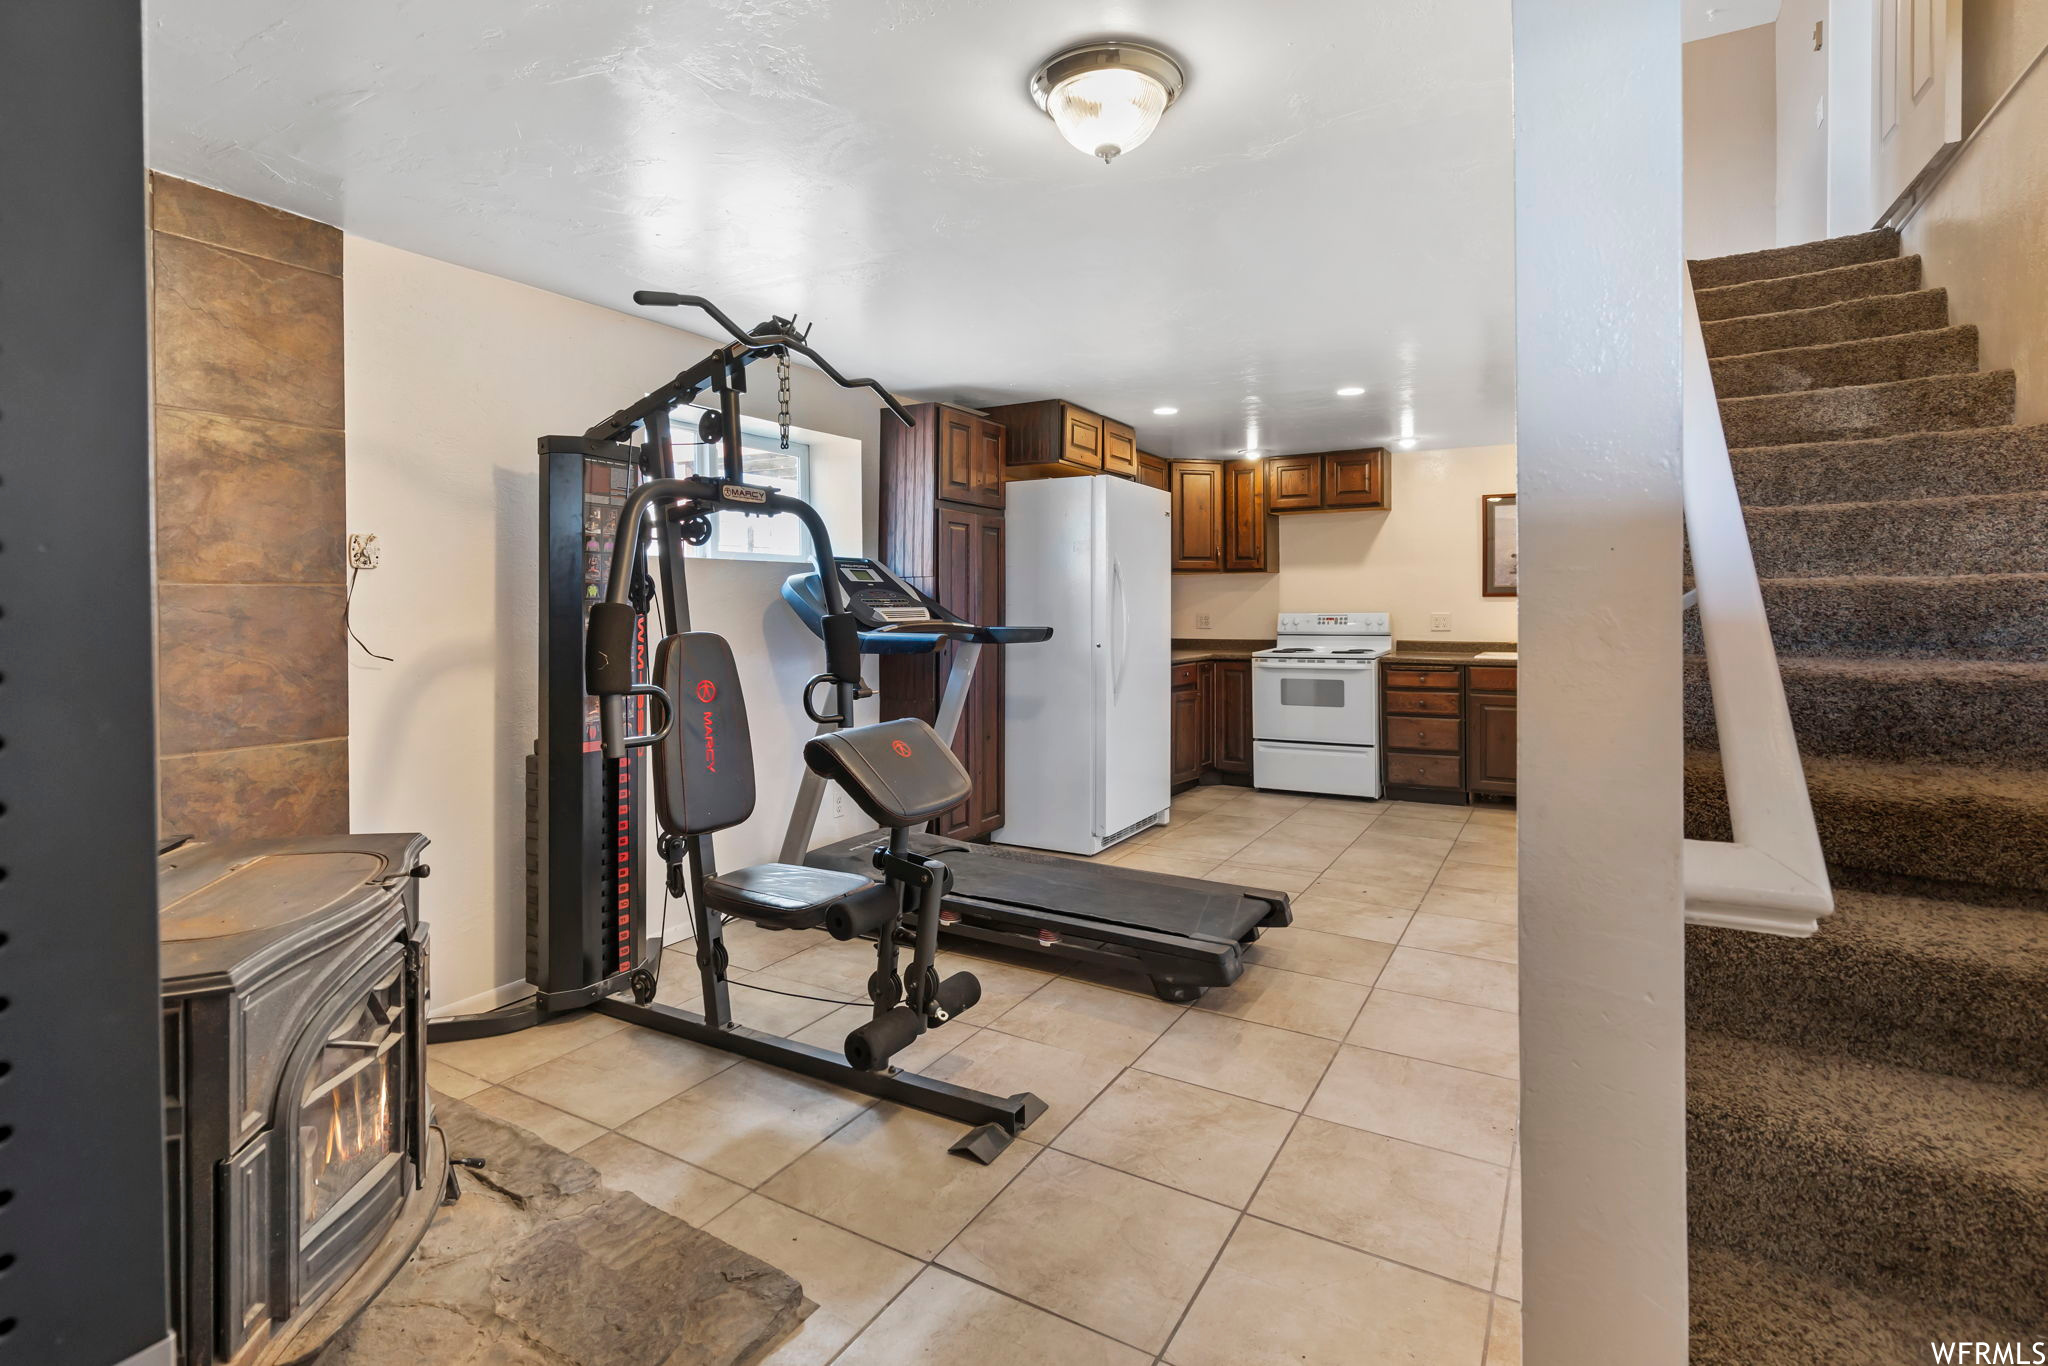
{"left": 807, "top": 831, "right": 1280, "bottom": 944}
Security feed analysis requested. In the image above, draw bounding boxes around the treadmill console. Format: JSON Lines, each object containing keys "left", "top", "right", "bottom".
{"left": 780, "top": 558, "right": 1053, "bottom": 655}
{"left": 833, "top": 559, "right": 956, "bottom": 629}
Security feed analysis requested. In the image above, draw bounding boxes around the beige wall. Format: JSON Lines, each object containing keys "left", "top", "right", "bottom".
{"left": 1684, "top": 25, "right": 1779, "bottom": 258}
{"left": 1777, "top": 0, "right": 1831, "bottom": 244}
{"left": 1905, "top": 45, "right": 2048, "bottom": 426}
{"left": 1963, "top": 0, "right": 2048, "bottom": 131}
{"left": 343, "top": 237, "right": 890, "bottom": 1012}
{"left": 1170, "top": 444, "right": 1517, "bottom": 643}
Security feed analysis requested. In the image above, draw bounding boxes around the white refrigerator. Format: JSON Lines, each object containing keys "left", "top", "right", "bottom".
{"left": 995, "top": 475, "right": 1172, "bottom": 855}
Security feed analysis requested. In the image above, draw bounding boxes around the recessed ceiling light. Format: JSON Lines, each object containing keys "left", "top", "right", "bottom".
{"left": 1030, "top": 41, "right": 1186, "bottom": 163}
{"left": 1240, "top": 449, "right": 1263, "bottom": 460}
{"left": 1152, "top": 406, "right": 1179, "bottom": 416}
{"left": 1335, "top": 386, "right": 1365, "bottom": 397}
{"left": 1395, "top": 438, "right": 1418, "bottom": 450}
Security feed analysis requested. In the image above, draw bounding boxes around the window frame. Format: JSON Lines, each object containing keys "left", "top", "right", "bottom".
{"left": 673, "top": 404, "right": 815, "bottom": 563}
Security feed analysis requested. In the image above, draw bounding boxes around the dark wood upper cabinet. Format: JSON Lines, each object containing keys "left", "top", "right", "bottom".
{"left": 930, "top": 404, "right": 1004, "bottom": 508}
{"left": 885, "top": 402, "right": 1003, "bottom": 517}
{"left": 1264, "top": 448, "right": 1392, "bottom": 513}
{"left": 985, "top": 398, "right": 1117, "bottom": 480}
{"left": 1223, "top": 459, "right": 1274, "bottom": 572}
{"left": 1170, "top": 460, "right": 1225, "bottom": 571}
{"left": 1136, "top": 450, "right": 1170, "bottom": 490}
{"left": 1325, "top": 448, "right": 1389, "bottom": 508}
{"left": 1264, "top": 454, "right": 1323, "bottom": 511}
{"left": 1102, "top": 418, "right": 1138, "bottom": 478}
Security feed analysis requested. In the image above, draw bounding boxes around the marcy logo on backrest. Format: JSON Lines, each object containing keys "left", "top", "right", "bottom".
{"left": 695, "top": 679, "right": 718, "bottom": 703}
{"left": 701, "top": 711, "right": 717, "bottom": 773}
{"left": 891, "top": 739, "right": 913, "bottom": 758}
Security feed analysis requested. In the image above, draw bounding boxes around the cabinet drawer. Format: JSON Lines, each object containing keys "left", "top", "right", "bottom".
{"left": 1387, "top": 716, "right": 1461, "bottom": 752}
{"left": 1469, "top": 667, "right": 1518, "bottom": 693}
{"left": 1385, "top": 669, "right": 1460, "bottom": 690}
{"left": 1172, "top": 664, "right": 1201, "bottom": 690}
{"left": 1386, "top": 689, "right": 1460, "bottom": 717}
{"left": 1387, "top": 752, "right": 1462, "bottom": 789}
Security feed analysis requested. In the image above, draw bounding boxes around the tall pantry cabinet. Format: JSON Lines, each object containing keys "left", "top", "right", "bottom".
{"left": 877, "top": 402, "right": 1009, "bottom": 839}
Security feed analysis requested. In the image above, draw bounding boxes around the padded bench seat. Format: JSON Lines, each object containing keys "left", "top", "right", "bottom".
{"left": 705, "top": 863, "right": 890, "bottom": 932}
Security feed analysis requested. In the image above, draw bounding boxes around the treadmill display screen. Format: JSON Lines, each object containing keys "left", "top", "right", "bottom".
{"left": 844, "top": 566, "right": 883, "bottom": 583}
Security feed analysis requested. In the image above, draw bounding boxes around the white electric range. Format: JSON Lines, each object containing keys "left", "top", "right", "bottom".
{"left": 1251, "top": 611, "right": 1393, "bottom": 799}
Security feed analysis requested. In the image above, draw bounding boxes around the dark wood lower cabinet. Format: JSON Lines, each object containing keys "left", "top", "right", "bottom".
{"left": 1171, "top": 659, "right": 1254, "bottom": 788}
{"left": 1467, "top": 691, "right": 1518, "bottom": 796}
{"left": 1380, "top": 660, "right": 1516, "bottom": 803}
{"left": 1171, "top": 671, "right": 1204, "bottom": 787}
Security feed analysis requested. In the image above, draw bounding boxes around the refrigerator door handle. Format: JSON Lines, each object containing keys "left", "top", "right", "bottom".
{"left": 1110, "top": 556, "right": 1130, "bottom": 698}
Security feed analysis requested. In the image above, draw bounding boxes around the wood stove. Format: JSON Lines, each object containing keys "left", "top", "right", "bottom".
{"left": 159, "top": 833, "right": 446, "bottom": 1366}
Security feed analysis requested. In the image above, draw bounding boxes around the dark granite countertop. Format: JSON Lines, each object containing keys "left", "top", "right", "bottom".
{"left": 1170, "top": 638, "right": 1270, "bottom": 663}
{"left": 1383, "top": 640, "right": 1518, "bottom": 666}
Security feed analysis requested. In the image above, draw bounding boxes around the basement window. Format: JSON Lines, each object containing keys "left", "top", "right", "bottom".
{"left": 672, "top": 406, "right": 814, "bottom": 562}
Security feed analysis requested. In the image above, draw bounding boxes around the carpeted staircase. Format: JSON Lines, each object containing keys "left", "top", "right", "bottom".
{"left": 1682, "top": 229, "right": 2048, "bottom": 1361}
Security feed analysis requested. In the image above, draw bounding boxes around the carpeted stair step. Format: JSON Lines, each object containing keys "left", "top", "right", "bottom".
{"left": 1744, "top": 490, "right": 2048, "bottom": 577}
{"left": 1681, "top": 570, "right": 2048, "bottom": 659}
{"left": 1685, "top": 749, "right": 2048, "bottom": 891}
{"left": 1689, "top": 1244, "right": 2024, "bottom": 1366}
{"left": 1684, "top": 655, "right": 2048, "bottom": 764}
{"left": 1687, "top": 888, "right": 2048, "bottom": 1087}
{"left": 1720, "top": 370, "right": 2016, "bottom": 448}
{"left": 1703, "top": 287, "right": 1949, "bottom": 359}
{"left": 1696, "top": 254, "right": 1923, "bottom": 323}
{"left": 1687, "top": 1034, "right": 2048, "bottom": 1327}
{"left": 1688, "top": 229, "right": 1901, "bottom": 291}
{"left": 1731, "top": 423, "right": 2048, "bottom": 506}
{"left": 1709, "top": 324, "right": 1977, "bottom": 398}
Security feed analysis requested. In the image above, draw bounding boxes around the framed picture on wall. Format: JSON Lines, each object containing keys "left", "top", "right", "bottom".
{"left": 1482, "top": 493, "right": 1517, "bottom": 597}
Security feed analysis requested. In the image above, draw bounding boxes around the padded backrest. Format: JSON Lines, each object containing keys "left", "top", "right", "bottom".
{"left": 804, "top": 718, "right": 971, "bottom": 829}
{"left": 652, "top": 632, "right": 756, "bottom": 837}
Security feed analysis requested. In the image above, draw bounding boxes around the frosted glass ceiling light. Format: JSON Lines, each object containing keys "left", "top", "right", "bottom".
{"left": 1031, "top": 42, "right": 1185, "bottom": 163}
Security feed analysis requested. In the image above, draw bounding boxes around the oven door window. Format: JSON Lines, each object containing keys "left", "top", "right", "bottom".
{"left": 1279, "top": 677, "right": 1347, "bottom": 708}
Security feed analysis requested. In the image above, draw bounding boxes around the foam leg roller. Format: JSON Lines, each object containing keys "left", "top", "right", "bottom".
{"left": 844, "top": 1007, "right": 922, "bottom": 1072}
{"left": 825, "top": 888, "right": 895, "bottom": 942}
{"left": 930, "top": 971, "right": 981, "bottom": 1023}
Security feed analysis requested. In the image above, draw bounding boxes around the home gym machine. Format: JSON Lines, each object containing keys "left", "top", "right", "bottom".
{"left": 781, "top": 558, "right": 1292, "bottom": 1002}
{"left": 428, "top": 295, "right": 1043, "bottom": 1160}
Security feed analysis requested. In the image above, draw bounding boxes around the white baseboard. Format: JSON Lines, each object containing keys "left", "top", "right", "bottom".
{"left": 430, "top": 979, "right": 531, "bottom": 1019}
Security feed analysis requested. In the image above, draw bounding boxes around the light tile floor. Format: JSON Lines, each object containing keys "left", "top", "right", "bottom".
{"left": 429, "top": 788, "right": 1522, "bottom": 1365}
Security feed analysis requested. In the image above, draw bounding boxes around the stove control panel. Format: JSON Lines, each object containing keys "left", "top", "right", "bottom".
{"left": 1276, "top": 611, "right": 1389, "bottom": 636}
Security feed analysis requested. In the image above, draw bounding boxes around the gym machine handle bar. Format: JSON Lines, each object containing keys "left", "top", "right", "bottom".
{"left": 631, "top": 292, "right": 916, "bottom": 430}
{"left": 588, "top": 475, "right": 864, "bottom": 759}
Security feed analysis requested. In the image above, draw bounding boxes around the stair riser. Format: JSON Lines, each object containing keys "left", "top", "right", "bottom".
{"left": 1710, "top": 326, "right": 1978, "bottom": 399}
{"left": 1689, "top": 230, "right": 1901, "bottom": 290}
{"left": 1721, "top": 371, "right": 2017, "bottom": 449}
{"left": 1697, "top": 256, "right": 1923, "bottom": 323}
{"left": 1732, "top": 426, "right": 2048, "bottom": 506}
{"left": 1683, "top": 575, "right": 2048, "bottom": 660}
{"left": 1746, "top": 494, "right": 2048, "bottom": 577}
{"left": 1684, "top": 761, "right": 2048, "bottom": 891}
{"left": 1704, "top": 289, "right": 1949, "bottom": 359}
{"left": 1689, "top": 1102, "right": 2048, "bottom": 1326}
{"left": 1683, "top": 663, "right": 2048, "bottom": 764}
{"left": 1687, "top": 923, "right": 2048, "bottom": 1088}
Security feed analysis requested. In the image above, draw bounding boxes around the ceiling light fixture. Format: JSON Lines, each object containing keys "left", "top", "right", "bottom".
{"left": 1030, "top": 41, "right": 1186, "bottom": 163}
{"left": 1240, "top": 449, "right": 1263, "bottom": 460}
{"left": 1335, "top": 386, "right": 1365, "bottom": 397}
{"left": 1396, "top": 438, "right": 1418, "bottom": 450}
{"left": 1152, "top": 406, "right": 1179, "bottom": 416}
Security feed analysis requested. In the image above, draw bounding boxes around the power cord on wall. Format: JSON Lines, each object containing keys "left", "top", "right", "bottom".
{"left": 345, "top": 564, "right": 394, "bottom": 662}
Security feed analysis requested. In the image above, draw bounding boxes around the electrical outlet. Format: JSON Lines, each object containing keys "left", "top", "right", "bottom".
{"left": 1430, "top": 612, "right": 1453, "bottom": 632}
{"left": 832, "top": 790, "right": 847, "bottom": 821}
{"left": 347, "top": 533, "right": 381, "bottom": 570}
{"left": 1195, "top": 612, "right": 1212, "bottom": 630}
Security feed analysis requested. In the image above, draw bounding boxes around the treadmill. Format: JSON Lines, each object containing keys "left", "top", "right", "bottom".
{"left": 780, "top": 557, "right": 1289, "bottom": 1002}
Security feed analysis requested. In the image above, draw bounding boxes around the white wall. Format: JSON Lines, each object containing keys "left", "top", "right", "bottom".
{"left": 1777, "top": 0, "right": 1832, "bottom": 243}
{"left": 1170, "top": 445, "right": 1518, "bottom": 642}
{"left": 1684, "top": 24, "right": 1779, "bottom": 258}
{"left": 344, "top": 237, "right": 890, "bottom": 1012}
{"left": 1516, "top": 0, "right": 1691, "bottom": 1360}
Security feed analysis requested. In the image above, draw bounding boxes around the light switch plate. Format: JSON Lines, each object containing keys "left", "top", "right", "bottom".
{"left": 1430, "top": 612, "right": 1452, "bottom": 632}
{"left": 1196, "top": 613, "right": 1212, "bottom": 630}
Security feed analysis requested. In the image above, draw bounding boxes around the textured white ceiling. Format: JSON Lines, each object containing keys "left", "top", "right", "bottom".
{"left": 146, "top": 0, "right": 1515, "bottom": 457}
